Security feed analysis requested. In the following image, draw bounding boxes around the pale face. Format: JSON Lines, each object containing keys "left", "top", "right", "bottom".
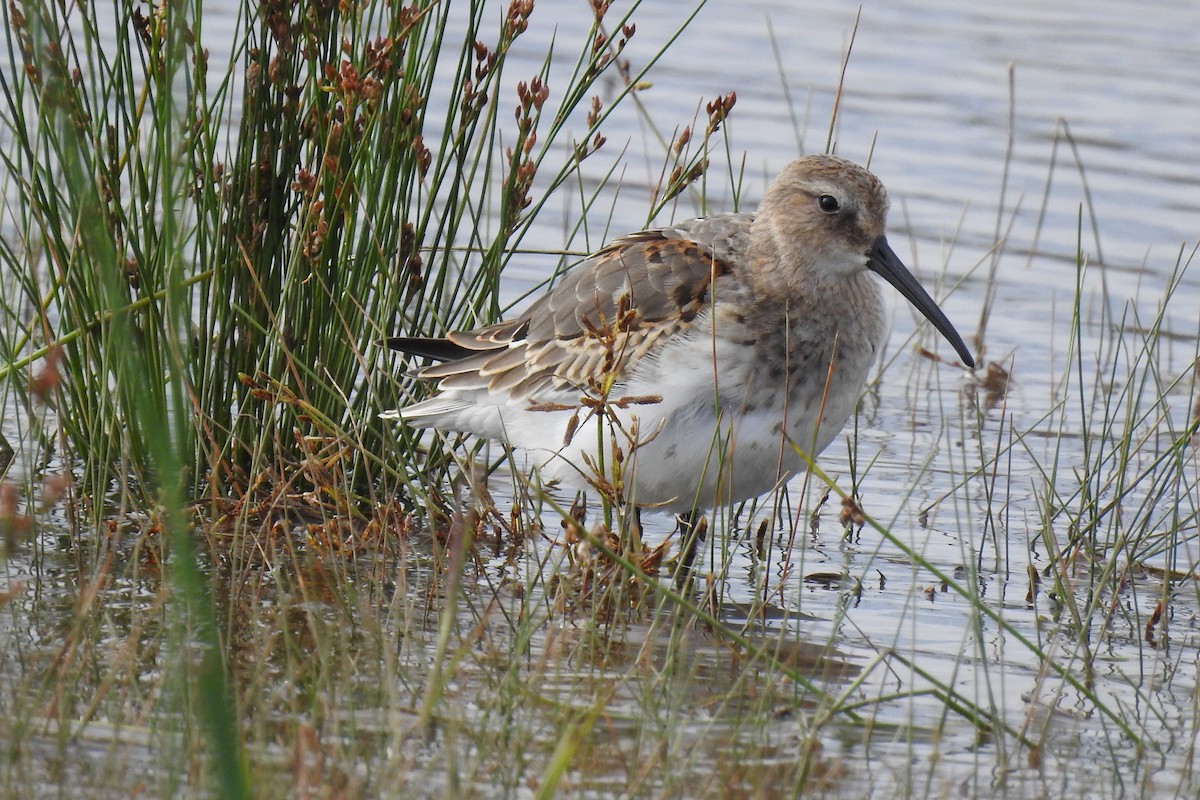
{"left": 751, "top": 155, "right": 889, "bottom": 291}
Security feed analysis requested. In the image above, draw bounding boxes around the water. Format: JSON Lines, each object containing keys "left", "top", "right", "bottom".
{"left": 4, "top": 0, "right": 1200, "bottom": 796}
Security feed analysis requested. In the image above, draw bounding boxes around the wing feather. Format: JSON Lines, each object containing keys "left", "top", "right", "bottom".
{"left": 391, "top": 214, "right": 753, "bottom": 406}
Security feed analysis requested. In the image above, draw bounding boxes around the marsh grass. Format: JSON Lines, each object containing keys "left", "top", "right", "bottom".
{"left": 1, "top": 0, "right": 1200, "bottom": 798}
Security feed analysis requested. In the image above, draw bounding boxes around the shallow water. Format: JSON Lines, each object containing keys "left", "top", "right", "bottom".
{"left": 3, "top": 0, "right": 1200, "bottom": 797}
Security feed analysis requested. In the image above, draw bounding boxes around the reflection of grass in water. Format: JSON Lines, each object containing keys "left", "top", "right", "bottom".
{"left": 1013, "top": 221, "right": 1200, "bottom": 773}
{"left": 906, "top": 121, "right": 1200, "bottom": 788}
{"left": 1, "top": 1, "right": 1199, "bottom": 797}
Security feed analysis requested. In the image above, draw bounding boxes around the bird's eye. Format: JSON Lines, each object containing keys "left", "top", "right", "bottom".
{"left": 817, "top": 194, "right": 841, "bottom": 214}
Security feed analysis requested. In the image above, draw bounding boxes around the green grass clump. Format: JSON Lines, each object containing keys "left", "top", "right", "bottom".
{"left": 0, "top": 0, "right": 716, "bottom": 511}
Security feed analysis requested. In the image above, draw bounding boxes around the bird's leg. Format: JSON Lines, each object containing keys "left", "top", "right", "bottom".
{"left": 625, "top": 504, "right": 647, "bottom": 566}
{"left": 673, "top": 510, "right": 708, "bottom": 591}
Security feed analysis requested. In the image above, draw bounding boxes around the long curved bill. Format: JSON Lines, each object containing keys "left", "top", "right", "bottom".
{"left": 868, "top": 236, "right": 975, "bottom": 368}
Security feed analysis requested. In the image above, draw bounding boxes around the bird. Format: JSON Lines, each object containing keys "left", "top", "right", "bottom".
{"left": 384, "top": 154, "right": 975, "bottom": 517}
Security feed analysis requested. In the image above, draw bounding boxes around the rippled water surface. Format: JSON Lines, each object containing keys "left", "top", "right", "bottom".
{"left": 4, "top": 0, "right": 1200, "bottom": 797}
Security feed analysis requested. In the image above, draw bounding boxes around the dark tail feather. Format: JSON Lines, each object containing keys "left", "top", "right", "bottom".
{"left": 385, "top": 336, "right": 474, "bottom": 362}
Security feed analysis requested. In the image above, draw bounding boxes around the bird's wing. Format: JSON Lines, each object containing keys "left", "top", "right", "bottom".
{"left": 395, "top": 214, "right": 753, "bottom": 404}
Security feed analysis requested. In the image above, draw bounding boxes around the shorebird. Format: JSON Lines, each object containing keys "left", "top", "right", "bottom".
{"left": 384, "top": 154, "right": 974, "bottom": 515}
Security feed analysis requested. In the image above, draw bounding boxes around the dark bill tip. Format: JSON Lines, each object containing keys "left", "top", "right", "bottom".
{"left": 867, "top": 236, "right": 976, "bottom": 369}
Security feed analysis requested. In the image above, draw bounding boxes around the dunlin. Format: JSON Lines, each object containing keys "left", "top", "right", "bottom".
{"left": 385, "top": 154, "right": 974, "bottom": 513}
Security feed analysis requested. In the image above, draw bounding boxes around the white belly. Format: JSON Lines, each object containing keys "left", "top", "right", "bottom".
{"left": 501, "top": 327, "right": 873, "bottom": 512}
